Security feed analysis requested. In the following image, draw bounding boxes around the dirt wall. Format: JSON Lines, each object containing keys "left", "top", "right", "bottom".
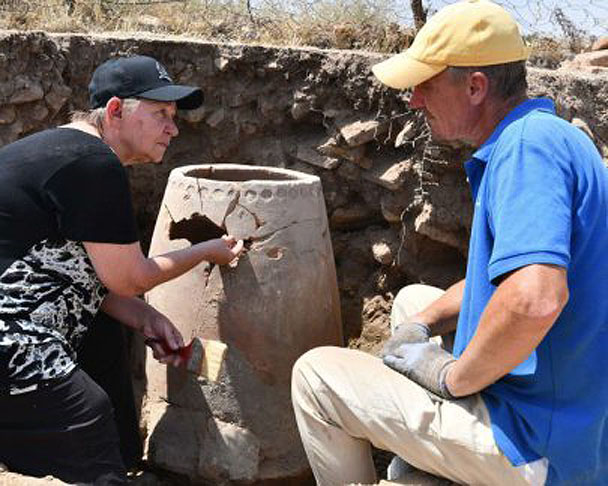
{"left": 1, "top": 30, "right": 607, "bottom": 354}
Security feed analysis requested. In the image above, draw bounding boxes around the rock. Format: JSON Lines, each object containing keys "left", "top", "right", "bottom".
{"left": 331, "top": 204, "right": 376, "bottom": 230}
{"left": 0, "top": 469, "right": 67, "bottom": 485}
{"left": 591, "top": 36, "right": 608, "bottom": 51}
{"left": 318, "top": 137, "right": 369, "bottom": 168}
{"left": 0, "top": 106, "right": 15, "bottom": 125}
{"left": 0, "top": 80, "right": 15, "bottom": 103}
{"left": 206, "top": 108, "right": 225, "bottom": 127}
{"left": 364, "top": 159, "right": 413, "bottom": 191}
{"left": 340, "top": 120, "right": 388, "bottom": 147}
{"left": 380, "top": 190, "right": 410, "bottom": 224}
{"left": 291, "top": 101, "right": 311, "bottom": 120}
{"left": 214, "top": 56, "right": 230, "bottom": 71}
{"left": 372, "top": 241, "right": 393, "bottom": 265}
{"left": 414, "top": 202, "right": 465, "bottom": 251}
{"left": 180, "top": 104, "right": 207, "bottom": 123}
{"left": 561, "top": 51, "right": 608, "bottom": 71}
{"left": 45, "top": 84, "right": 71, "bottom": 113}
{"left": 571, "top": 117, "right": 594, "bottom": 141}
{"left": 295, "top": 145, "right": 340, "bottom": 169}
{"left": 395, "top": 120, "right": 416, "bottom": 148}
{"left": 145, "top": 403, "right": 201, "bottom": 477}
{"left": 198, "top": 418, "right": 260, "bottom": 481}
{"left": 9, "top": 76, "right": 44, "bottom": 104}
{"left": 0, "top": 118, "right": 23, "bottom": 146}
{"left": 30, "top": 102, "right": 49, "bottom": 122}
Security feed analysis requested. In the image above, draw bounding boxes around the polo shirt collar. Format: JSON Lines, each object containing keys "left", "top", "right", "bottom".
{"left": 472, "top": 98, "right": 555, "bottom": 164}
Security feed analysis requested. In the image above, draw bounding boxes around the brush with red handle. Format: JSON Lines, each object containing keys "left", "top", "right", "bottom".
{"left": 144, "top": 336, "right": 227, "bottom": 382}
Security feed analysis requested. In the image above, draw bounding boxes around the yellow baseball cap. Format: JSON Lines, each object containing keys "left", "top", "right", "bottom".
{"left": 372, "top": 0, "right": 530, "bottom": 89}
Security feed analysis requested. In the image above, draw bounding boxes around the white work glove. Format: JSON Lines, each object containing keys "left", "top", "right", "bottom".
{"left": 381, "top": 322, "right": 431, "bottom": 357}
{"left": 383, "top": 341, "right": 456, "bottom": 400}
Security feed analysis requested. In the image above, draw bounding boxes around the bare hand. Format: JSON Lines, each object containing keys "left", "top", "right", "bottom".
{"left": 203, "top": 235, "right": 245, "bottom": 265}
{"left": 141, "top": 309, "right": 185, "bottom": 367}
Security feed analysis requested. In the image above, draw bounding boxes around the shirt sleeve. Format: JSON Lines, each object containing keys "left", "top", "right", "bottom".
{"left": 44, "top": 150, "right": 139, "bottom": 244}
{"left": 486, "top": 128, "right": 573, "bottom": 283}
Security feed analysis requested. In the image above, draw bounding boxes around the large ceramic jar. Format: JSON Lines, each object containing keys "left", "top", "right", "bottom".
{"left": 143, "top": 164, "right": 342, "bottom": 484}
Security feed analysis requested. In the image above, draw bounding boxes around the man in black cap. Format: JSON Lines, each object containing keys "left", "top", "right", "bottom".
{"left": 0, "top": 55, "right": 243, "bottom": 484}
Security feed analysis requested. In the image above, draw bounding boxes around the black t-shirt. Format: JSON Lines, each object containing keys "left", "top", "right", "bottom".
{"left": 0, "top": 128, "right": 138, "bottom": 391}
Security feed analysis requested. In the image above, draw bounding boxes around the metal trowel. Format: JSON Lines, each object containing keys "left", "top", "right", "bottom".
{"left": 144, "top": 336, "right": 227, "bottom": 382}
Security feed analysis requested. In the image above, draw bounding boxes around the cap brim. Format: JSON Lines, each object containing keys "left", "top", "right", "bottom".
{"left": 372, "top": 52, "right": 446, "bottom": 89}
{"left": 138, "top": 85, "right": 204, "bottom": 110}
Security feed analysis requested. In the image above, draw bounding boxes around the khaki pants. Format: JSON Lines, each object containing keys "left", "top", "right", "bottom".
{"left": 291, "top": 284, "right": 548, "bottom": 485}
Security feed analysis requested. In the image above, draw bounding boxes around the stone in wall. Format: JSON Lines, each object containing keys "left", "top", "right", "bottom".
{"left": 0, "top": 32, "right": 71, "bottom": 146}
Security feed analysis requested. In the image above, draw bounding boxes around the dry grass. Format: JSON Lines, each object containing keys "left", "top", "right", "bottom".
{"left": 0, "top": 0, "right": 413, "bottom": 52}
{"left": 0, "top": 0, "right": 600, "bottom": 55}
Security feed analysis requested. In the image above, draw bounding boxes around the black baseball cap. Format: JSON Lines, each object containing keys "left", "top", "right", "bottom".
{"left": 89, "top": 55, "right": 203, "bottom": 110}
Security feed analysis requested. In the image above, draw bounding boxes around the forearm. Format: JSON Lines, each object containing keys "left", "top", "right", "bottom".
{"left": 415, "top": 279, "right": 465, "bottom": 336}
{"left": 446, "top": 265, "right": 568, "bottom": 396}
{"left": 86, "top": 237, "right": 242, "bottom": 298}
{"left": 99, "top": 292, "right": 153, "bottom": 333}
{"left": 137, "top": 240, "right": 218, "bottom": 292}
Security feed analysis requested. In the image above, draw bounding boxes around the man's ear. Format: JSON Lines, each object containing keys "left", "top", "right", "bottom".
{"left": 105, "top": 97, "right": 123, "bottom": 123}
{"left": 468, "top": 72, "right": 490, "bottom": 106}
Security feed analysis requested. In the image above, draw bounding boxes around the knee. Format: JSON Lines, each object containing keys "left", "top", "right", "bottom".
{"left": 393, "top": 284, "right": 430, "bottom": 307}
{"left": 292, "top": 346, "right": 336, "bottom": 384}
{"left": 291, "top": 346, "right": 342, "bottom": 404}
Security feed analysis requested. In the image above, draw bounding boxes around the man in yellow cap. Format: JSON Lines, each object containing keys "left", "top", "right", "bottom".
{"left": 291, "top": 1, "right": 608, "bottom": 485}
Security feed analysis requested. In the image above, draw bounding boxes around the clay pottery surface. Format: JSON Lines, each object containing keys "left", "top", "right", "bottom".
{"left": 143, "top": 164, "right": 342, "bottom": 484}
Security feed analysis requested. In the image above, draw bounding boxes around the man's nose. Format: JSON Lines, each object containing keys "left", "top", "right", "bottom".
{"left": 409, "top": 87, "right": 425, "bottom": 109}
{"left": 167, "top": 119, "right": 179, "bottom": 137}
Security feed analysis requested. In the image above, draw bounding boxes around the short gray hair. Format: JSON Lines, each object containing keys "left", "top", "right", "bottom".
{"left": 70, "top": 98, "right": 141, "bottom": 130}
{"left": 447, "top": 61, "right": 527, "bottom": 102}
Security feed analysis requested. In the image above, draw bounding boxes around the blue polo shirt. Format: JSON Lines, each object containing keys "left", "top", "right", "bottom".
{"left": 454, "top": 98, "right": 608, "bottom": 485}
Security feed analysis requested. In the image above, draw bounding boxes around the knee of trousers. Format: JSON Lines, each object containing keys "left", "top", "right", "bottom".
{"left": 71, "top": 370, "right": 116, "bottom": 424}
{"left": 291, "top": 346, "right": 341, "bottom": 408}
{"left": 393, "top": 284, "right": 433, "bottom": 308}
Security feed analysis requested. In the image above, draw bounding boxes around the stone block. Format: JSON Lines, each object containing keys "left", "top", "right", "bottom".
{"left": 295, "top": 145, "right": 340, "bottom": 169}
{"left": 364, "top": 159, "right": 413, "bottom": 191}
{"left": 180, "top": 104, "right": 207, "bottom": 123}
{"left": 591, "top": 36, "right": 608, "bottom": 51}
{"left": 206, "top": 108, "right": 226, "bottom": 128}
{"left": 340, "top": 120, "right": 388, "bottom": 147}
{"left": 318, "top": 137, "right": 369, "bottom": 168}
{"left": 0, "top": 106, "right": 15, "bottom": 125}
{"left": 45, "top": 84, "right": 71, "bottom": 113}
{"left": 198, "top": 418, "right": 260, "bottom": 481}
{"left": 10, "top": 76, "right": 44, "bottom": 104}
{"left": 561, "top": 51, "right": 608, "bottom": 71}
{"left": 30, "top": 102, "right": 49, "bottom": 122}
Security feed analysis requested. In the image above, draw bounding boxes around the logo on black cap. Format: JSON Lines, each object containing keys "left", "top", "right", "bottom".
{"left": 156, "top": 61, "right": 173, "bottom": 83}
